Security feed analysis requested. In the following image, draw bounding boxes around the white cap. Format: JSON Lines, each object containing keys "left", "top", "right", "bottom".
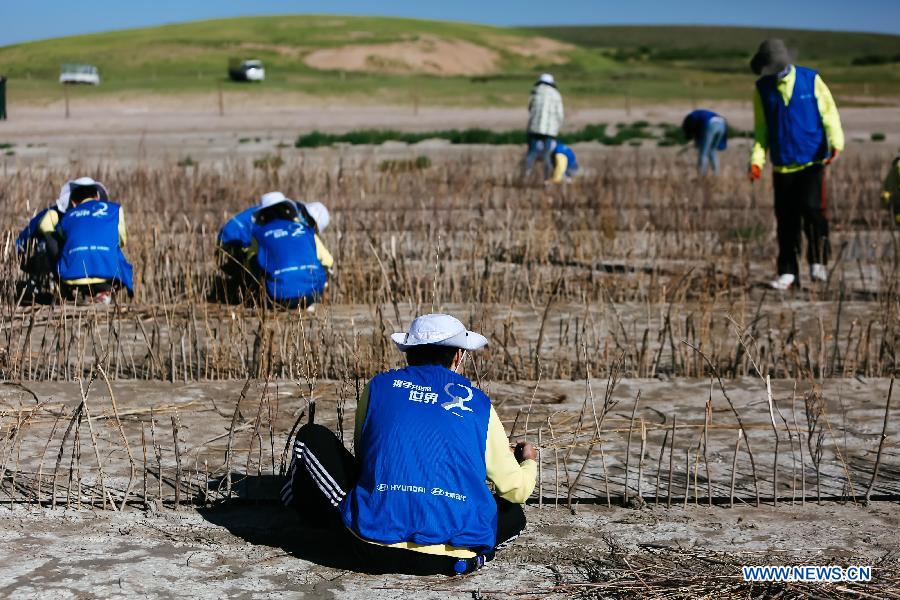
{"left": 304, "top": 201, "right": 330, "bottom": 231}
{"left": 259, "top": 191, "right": 291, "bottom": 209}
{"left": 57, "top": 177, "right": 109, "bottom": 212}
{"left": 537, "top": 73, "right": 555, "bottom": 85}
{"left": 391, "top": 314, "right": 489, "bottom": 352}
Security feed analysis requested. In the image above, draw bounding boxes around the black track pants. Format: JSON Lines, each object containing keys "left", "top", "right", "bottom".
{"left": 773, "top": 163, "right": 830, "bottom": 279}
{"left": 281, "top": 423, "right": 526, "bottom": 575}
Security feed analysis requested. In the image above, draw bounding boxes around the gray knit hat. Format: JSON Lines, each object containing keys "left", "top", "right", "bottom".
{"left": 750, "top": 39, "right": 794, "bottom": 76}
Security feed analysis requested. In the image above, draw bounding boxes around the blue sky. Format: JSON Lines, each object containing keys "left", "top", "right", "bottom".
{"left": 1, "top": 0, "right": 897, "bottom": 46}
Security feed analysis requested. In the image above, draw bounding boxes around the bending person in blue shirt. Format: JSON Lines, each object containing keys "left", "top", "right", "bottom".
{"left": 246, "top": 192, "right": 333, "bottom": 308}
{"left": 281, "top": 314, "right": 537, "bottom": 575}
{"left": 218, "top": 192, "right": 332, "bottom": 304}
{"left": 682, "top": 109, "right": 728, "bottom": 176}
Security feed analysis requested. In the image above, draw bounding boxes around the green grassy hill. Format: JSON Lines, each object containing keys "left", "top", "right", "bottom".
{"left": 0, "top": 16, "right": 897, "bottom": 107}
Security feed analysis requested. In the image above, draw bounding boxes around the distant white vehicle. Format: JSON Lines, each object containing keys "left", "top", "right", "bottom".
{"left": 229, "top": 59, "right": 265, "bottom": 82}
{"left": 60, "top": 63, "right": 100, "bottom": 85}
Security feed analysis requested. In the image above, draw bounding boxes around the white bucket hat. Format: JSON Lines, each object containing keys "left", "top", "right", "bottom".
{"left": 537, "top": 73, "right": 555, "bottom": 86}
{"left": 56, "top": 177, "right": 109, "bottom": 212}
{"left": 304, "top": 201, "right": 330, "bottom": 231}
{"left": 391, "top": 314, "right": 488, "bottom": 352}
{"left": 259, "top": 191, "right": 292, "bottom": 209}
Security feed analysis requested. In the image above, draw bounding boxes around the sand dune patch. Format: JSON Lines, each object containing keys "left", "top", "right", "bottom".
{"left": 497, "top": 35, "right": 575, "bottom": 64}
{"left": 304, "top": 35, "right": 500, "bottom": 76}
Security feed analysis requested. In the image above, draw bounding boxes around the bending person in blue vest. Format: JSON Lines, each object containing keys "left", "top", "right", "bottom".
{"left": 681, "top": 109, "right": 728, "bottom": 176}
{"left": 55, "top": 177, "right": 133, "bottom": 304}
{"left": 246, "top": 192, "right": 333, "bottom": 308}
{"left": 218, "top": 193, "right": 331, "bottom": 302}
{"left": 550, "top": 141, "right": 579, "bottom": 184}
{"left": 747, "top": 39, "right": 844, "bottom": 290}
{"left": 281, "top": 314, "right": 537, "bottom": 575}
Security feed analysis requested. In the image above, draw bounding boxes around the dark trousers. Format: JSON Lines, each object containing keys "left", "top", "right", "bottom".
{"left": 281, "top": 424, "right": 527, "bottom": 576}
{"left": 773, "top": 164, "right": 830, "bottom": 279}
{"left": 524, "top": 132, "right": 555, "bottom": 177}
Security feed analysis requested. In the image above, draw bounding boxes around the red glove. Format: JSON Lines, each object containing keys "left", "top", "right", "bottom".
{"left": 824, "top": 149, "right": 840, "bottom": 165}
{"left": 748, "top": 164, "right": 762, "bottom": 181}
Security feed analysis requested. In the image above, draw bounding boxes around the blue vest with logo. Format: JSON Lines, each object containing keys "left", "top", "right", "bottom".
{"left": 341, "top": 365, "right": 497, "bottom": 552}
{"left": 218, "top": 206, "right": 258, "bottom": 248}
{"left": 756, "top": 66, "right": 828, "bottom": 167}
{"left": 16, "top": 206, "right": 61, "bottom": 253}
{"left": 56, "top": 201, "right": 134, "bottom": 293}
{"left": 251, "top": 217, "right": 326, "bottom": 302}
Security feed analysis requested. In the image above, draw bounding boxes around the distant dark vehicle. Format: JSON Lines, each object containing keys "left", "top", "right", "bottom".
{"left": 228, "top": 59, "right": 265, "bottom": 82}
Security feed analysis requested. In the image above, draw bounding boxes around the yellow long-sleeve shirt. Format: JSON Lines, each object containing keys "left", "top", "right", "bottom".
{"left": 352, "top": 379, "right": 537, "bottom": 559}
{"left": 750, "top": 65, "right": 845, "bottom": 173}
{"left": 40, "top": 200, "right": 128, "bottom": 285}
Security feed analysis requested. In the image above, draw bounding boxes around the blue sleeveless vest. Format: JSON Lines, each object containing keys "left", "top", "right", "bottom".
{"left": 218, "top": 206, "right": 258, "bottom": 248}
{"left": 341, "top": 365, "right": 497, "bottom": 552}
{"left": 555, "top": 143, "right": 579, "bottom": 173}
{"left": 56, "top": 201, "right": 134, "bottom": 293}
{"left": 16, "top": 206, "right": 61, "bottom": 253}
{"left": 251, "top": 217, "right": 326, "bottom": 302}
{"left": 756, "top": 66, "right": 828, "bottom": 167}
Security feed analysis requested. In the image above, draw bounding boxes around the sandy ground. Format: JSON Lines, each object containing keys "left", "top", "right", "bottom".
{"left": 1, "top": 96, "right": 897, "bottom": 167}
{"left": 0, "top": 501, "right": 896, "bottom": 598}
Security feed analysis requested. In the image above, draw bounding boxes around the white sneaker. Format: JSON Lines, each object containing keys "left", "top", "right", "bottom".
{"left": 769, "top": 274, "right": 795, "bottom": 290}
{"left": 810, "top": 263, "right": 828, "bottom": 282}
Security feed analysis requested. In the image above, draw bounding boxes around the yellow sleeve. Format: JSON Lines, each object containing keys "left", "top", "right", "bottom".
{"left": 353, "top": 381, "right": 371, "bottom": 454}
{"left": 485, "top": 406, "right": 536, "bottom": 504}
{"left": 245, "top": 237, "right": 259, "bottom": 260}
{"left": 552, "top": 153, "right": 568, "bottom": 183}
{"left": 814, "top": 75, "right": 844, "bottom": 152}
{"left": 118, "top": 206, "right": 127, "bottom": 246}
{"left": 37, "top": 209, "right": 60, "bottom": 234}
{"left": 750, "top": 89, "right": 768, "bottom": 169}
{"left": 315, "top": 234, "right": 334, "bottom": 269}
{"left": 883, "top": 160, "right": 900, "bottom": 204}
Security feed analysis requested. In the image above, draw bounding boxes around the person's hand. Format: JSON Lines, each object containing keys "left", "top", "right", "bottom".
{"left": 514, "top": 441, "right": 537, "bottom": 463}
{"left": 824, "top": 149, "right": 840, "bottom": 165}
{"left": 748, "top": 164, "right": 762, "bottom": 181}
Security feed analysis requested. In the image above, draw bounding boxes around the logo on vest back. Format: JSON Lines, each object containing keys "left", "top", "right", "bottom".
{"left": 442, "top": 383, "right": 473, "bottom": 413}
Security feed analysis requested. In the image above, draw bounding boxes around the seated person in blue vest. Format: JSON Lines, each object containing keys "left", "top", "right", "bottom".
{"left": 681, "top": 109, "right": 728, "bottom": 176}
{"left": 15, "top": 180, "right": 79, "bottom": 299}
{"left": 281, "top": 313, "right": 537, "bottom": 575}
{"left": 246, "top": 192, "right": 334, "bottom": 308}
{"left": 53, "top": 177, "right": 133, "bottom": 304}
{"left": 549, "top": 141, "right": 579, "bottom": 183}
{"left": 747, "top": 39, "right": 844, "bottom": 291}
{"left": 218, "top": 193, "right": 331, "bottom": 301}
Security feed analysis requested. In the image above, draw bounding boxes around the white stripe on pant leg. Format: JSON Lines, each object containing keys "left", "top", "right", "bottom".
{"left": 302, "top": 453, "right": 345, "bottom": 506}
{"left": 281, "top": 461, "right": 297, "bottom": 506}
{"left": 303, "top": 460, "right": 342, "bottom": 507}
{"left": 296, "top": 441, "right": 346, "bottom": 499}
{"left": 286, "top": 449, "right": 342, "bottom": 507}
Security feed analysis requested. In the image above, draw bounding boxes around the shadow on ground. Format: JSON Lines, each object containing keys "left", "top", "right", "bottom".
{"left": 198, "top": 474, "right": 448, "bottom": 576}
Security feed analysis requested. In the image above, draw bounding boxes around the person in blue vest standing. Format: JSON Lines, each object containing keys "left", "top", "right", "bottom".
{"left": 281, "top": 314, "right": 537, "bottom": 575}
{"left": 747, "top": 39, "right": 844, "bottom": 290}
{"left": 55, "top": 177, "right": 133, "bottom": 304}
{"left": 246, "top": 192, "right": 332, "bottom": 308}
{"left": 682, "top": 109, "right": 728, "bottom": 176}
